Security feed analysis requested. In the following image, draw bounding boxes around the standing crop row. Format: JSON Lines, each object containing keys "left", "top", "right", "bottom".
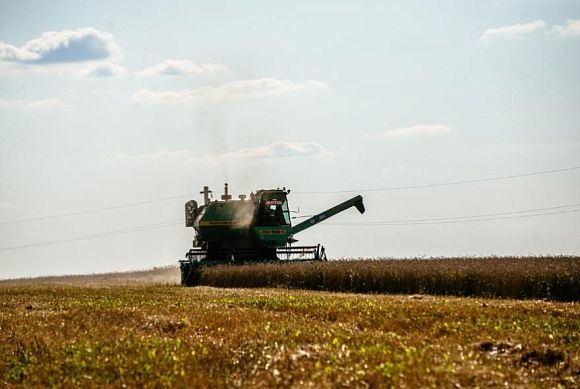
{"left": 199, "top": 257, "right": 580, "bottom": 301}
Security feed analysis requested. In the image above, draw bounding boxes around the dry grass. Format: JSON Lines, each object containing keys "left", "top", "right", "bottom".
{"left": 0, "top": 285, "right": 578, "bottom": 387}
{"left": 0, "top": 266, "right": 180, "bottom": 287}
{"left": 200, "top": 257, "right": 580, "bottom": 301}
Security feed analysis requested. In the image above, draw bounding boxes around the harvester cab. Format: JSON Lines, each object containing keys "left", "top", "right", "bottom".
{"left": 180, "top": 183, "right": 365, "bottom": 286}
{"left": 255, "top": 190, "right": 291, "bottom": 227}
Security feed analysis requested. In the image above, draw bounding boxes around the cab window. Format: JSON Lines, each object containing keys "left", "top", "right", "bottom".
{"left": 257, "top": 193, "right": 290, "bottom": 226}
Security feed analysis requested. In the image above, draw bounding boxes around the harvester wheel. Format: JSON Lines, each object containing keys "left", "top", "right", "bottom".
{"left": 180, "top": 261, "right": 202, "bottom": 286}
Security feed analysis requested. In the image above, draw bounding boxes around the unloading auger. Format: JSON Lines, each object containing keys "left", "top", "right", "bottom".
{"left": 179, "top": 183, "right": 365, "bottom": 286}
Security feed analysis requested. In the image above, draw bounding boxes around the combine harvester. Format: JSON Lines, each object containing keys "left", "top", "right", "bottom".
{"left": 180, "top": 183, "right": 365, "bottom": 286}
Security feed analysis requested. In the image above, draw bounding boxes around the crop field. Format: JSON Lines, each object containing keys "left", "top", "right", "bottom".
{"left": 1, "top": 276, "right": 579, "bottom": 387}
{"left": 200, "top": 256, "right": 580, "bottom": 301}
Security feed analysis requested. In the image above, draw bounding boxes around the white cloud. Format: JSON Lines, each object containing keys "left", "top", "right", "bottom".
{"left": 0, "top": 201, "right": 14, "bottom": 209}
{"left": 202, "top": 142, "right": 329, "bottom": 163}
{"left": 133, "top": 78, "right": 327, "bottom": 104}
{"left": 105, "top": 150, "right": 191, "bottom": 161}
{"left": 382, "top": 124, "right": 450, "bottom": 138}
{"left": 84, "top": 62, "right": 127, "bottom": 77}
{"left": 480, "top": 20, "right": 546, "bottom": 41}
{"left": 0, "top": 98, "right": 63, "bottom": 110}
{"left": 552, "top": 19, "right": 580, "bottom": 37}
{"left": 136, "top": 59, "right": 229, "bottom": 77}
{"left": 0, "top": 28, "right": 125, "bottom": 77}
{"left": 133, "top": 89, "right": 194, "bottom": 103}
{"left": 0, "top": 28, "right": 120, "bottom": 64}
{"left": 106, "top": 142, "right": 329, "bottom": 164}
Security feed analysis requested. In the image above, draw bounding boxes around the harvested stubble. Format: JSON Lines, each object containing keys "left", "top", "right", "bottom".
{"left": 1, "top": 286, "right": 578, "bottom": 387}
{"left": 200, "top": 257, "right": 580, "bottom": 301}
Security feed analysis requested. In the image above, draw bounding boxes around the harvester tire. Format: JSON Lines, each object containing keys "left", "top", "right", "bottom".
{"left": 180, "top": 261, "right": 202, "bottom": 287}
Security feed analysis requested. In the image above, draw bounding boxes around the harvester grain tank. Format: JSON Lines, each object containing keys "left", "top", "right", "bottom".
{"left": 180, "top": 183, "right": 365, "bottom": 286}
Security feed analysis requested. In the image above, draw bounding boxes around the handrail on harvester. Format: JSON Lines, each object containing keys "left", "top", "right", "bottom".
{"left": 290, "top": 195, "right": 365, "bottom": 235}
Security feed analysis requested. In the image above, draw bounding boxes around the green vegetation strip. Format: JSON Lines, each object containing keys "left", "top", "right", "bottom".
{"left": 200, "top": 257, "right": 580, "bottom": 301}
{"left": 0, "top": 286, "right": 578, "bottom": 387}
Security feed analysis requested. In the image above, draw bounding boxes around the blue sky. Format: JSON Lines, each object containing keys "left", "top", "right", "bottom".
{"left": 1, "top": 1, "right": 579, "bottom": 278}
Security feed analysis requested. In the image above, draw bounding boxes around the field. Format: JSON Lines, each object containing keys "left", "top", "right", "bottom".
{"left": 1, "top": 260, "right": 579, "bottom": 388}
{"left": 199, "top": 256, "right": 580, "bottom": 301}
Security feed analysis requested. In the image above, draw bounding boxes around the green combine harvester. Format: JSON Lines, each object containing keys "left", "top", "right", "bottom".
{"left": 180, "top": 183, "right": 365, "bottom": 286}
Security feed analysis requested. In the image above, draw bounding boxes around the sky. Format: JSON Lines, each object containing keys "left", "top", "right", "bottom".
{"left": 1, "top": 0, "right": 579, "bottom": 279}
